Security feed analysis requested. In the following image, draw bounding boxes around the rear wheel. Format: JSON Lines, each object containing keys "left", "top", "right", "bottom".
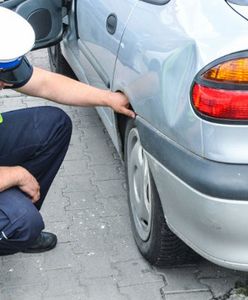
{"left": 124, "top": 120, "right": 200, "bottom": 266}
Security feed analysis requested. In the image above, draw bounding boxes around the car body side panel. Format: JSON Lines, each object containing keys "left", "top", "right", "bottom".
{"left": 114, "top": 0, "right": 248, "bottom": 163}
{"left": 63, "top": 0, "right": 137, "bottom": 150}
{"left": 76, "top": 0, "right": 137, "bottom": 89}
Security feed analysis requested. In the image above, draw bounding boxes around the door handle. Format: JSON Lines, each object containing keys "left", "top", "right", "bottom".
{"left": 106, "top": 13, "right": 117, "bottom": 35}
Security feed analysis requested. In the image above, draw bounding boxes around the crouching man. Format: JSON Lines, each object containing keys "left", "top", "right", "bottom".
{"left": 0, "top": 7, "right": 135, "bottom": 255}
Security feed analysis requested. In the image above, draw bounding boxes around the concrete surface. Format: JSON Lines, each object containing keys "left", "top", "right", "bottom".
{"left": 0, "top": 49, "right": 248, "bottom": 300}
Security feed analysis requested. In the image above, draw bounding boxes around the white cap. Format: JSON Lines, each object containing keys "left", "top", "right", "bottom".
{"left": 0, "top": 7, "right": 35, "bottom": 62}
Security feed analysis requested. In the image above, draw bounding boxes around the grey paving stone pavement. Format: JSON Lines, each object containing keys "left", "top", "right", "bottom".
{"left": 0, "top": 49, "right": 248, "bottom": 300}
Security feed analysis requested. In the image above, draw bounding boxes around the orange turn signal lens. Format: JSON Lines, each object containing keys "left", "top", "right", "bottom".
{"left": 202, "top": 58, "right": 248, "bottom": 84}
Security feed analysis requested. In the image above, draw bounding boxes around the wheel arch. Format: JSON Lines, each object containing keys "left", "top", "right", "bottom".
{"left": 113, "top": 85, "right": 163, "bottom": 206}
{"left": 116, "top": 112, "right": 165, "bottom": 216}
{"left": 115, "top": 101, "right": 137, "bottom": 158}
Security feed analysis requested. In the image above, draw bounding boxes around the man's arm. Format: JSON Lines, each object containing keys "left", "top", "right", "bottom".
{"left": 17, "top": 67, "right": 135, "bottom": 118}
{"left": 1, "top": 67, "right": 135, "bottom": 198}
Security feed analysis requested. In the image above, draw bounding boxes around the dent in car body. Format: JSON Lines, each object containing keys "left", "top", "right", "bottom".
{"left": 114, "top": 0, "right": 248, "bottom": 163}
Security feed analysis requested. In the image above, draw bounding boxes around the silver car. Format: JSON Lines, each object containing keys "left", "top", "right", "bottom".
{"left": 3, "top": 0, "right": 248, "bottom": 271}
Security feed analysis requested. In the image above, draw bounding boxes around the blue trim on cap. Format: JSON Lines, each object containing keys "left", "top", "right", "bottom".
{"left": 0, "top": 57, "right": 22, "bottom": 71}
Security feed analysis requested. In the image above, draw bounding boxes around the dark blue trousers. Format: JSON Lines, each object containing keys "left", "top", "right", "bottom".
{"left": 0, "top": 106, "right": 72, "bottom": 255}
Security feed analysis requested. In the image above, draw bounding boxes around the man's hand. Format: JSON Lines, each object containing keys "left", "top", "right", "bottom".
{"left": 16, "top": 167, "right": 40, "bottom": 203}
{"left": 107, "top": 91, "right": 136, "bottom": 119}
{"left": 0, "top": 166, "right": 40, "bottom": 203}
{"left": 0, "top": 81, "right": 13, "bottom": 90}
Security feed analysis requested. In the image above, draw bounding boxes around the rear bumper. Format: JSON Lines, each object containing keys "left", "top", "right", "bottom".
{"left": 136, "top": 117, "right": 248, "bottom": 270}
{"left": 136, "top": 117, "right": 248, "bottom": 200}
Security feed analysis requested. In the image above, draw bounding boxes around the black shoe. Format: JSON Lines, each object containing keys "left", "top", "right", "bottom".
{"left": 22, "top": 232, "right": 57, "bottom": 253}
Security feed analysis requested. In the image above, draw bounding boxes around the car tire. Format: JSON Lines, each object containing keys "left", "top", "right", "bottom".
{"left": 47, "top": 44, "right": 75, "bottom": 78}
{"left": 124, "top": 119, "right": 200, "bottom": 266}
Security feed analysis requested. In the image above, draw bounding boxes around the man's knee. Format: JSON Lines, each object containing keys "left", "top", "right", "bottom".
{"left": 48, "top": 106, "right": 72, "bottom": 132}
{"left": 35, "top": 106, "right": 72, "bottom": 146}
{"left": 0, "top": 189, "right": 45, "bottom": 253}
{"left": 41, "top": 106, "right": 72, "bottom": 133}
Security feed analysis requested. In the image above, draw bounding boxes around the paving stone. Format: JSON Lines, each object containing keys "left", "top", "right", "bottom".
{"left": 43, "top": 221, "right": 72, "bottom": 243}
{"left": 67, "top": 206, "right": 107, "bottom": 230}
{"left": 110, "top": 235, "right": 142, "bottom": 263}
{"left": 87, "top": 150, "right": 120, "bottom": 166}
{"left": 95, "top": 179, "right": 126, "bottom": 198}
{"left": 92, "top": 164, "right": 125, "bottom": 181}
{"left": 42, "top": 243, "right": 80, "bottom": 271}
{"left": 62, "top": 159, "right": 91, "bottom": 176}
{"left": 164, "top": 291, "right": 213, "bottom": 300}
{"left": 80, "top": 277, "right": 128, "bottom": 300}
{"left": 76, "top": 107, "right": 97, "bottom": 117}
{"left": 41, "top": 201, "right": 69, "bottom": 222}
{"left": 82, "top": 124, "right": 111, "bottom": 139}
{"left": 120, "top": 281, "right": 164, "bottom": 300}
{"left": 63, "top": 190, "right": 99, "bottom": 210}
{"left": 43, "top": 190, "right": 69, "bottom": 208}
{"left": 63, "top": 175, "right": 97, "bottom": 193}
{"left": 98, "top": 195, "right": 129, "bottom": 217}
{"left": 200, "top": 277, "right": 245, "bottom": 299}
{"left": 45, "top": 176, "right": 68, "bottom": 200}
{"left": 67, "top": 112, "right": 84, "bottom": 125}
{"left": 78, "top": 253, "right": 118, "bottom": 279}
{"left": 101, "top": 215, "right": 142, "bottom": 262}
{"left": 0, "top": 284, "right": 46, "bottom": 300}
{"left": 76, "top": 114, "right": 103, "bottom": 128}
{"left": 103, "top": 215, "right": 133, "bottom": 238}
{"left": 44, "top": 294, "right": 85, "bottom": 300}
{"left": 1, "top": 252, "right": 44, "bottom": 263}
{"left": 0, "top": 89, "right": 20, "bottom": 99}
{"left": 27, "top": 50, "right": 50, "bottom": 70}
{"left": 158, "top": 267, "right": 209, "bottom": 293}
{"left": 69, "top": 131, "right": 86, "bottom": 148}
{"left": 229, "top": 295, "right": 248, "bottom": 300}
{"left": 0, "top": 99, "right": 28, "bottom": 112}
{"left": 41, "top": 269, "right": 85, "bottom": 298}
{"left": 84, "top": 136, "right": 120, "bottom": 165}
{"left": 70, "top": 223, "right": 113, "bottom": 255}
{"left": 0, "top": 256, "right": 47, "bottom": 287}
{"left": 113, "top": 259, "right": 163, "bottom": 288}
{"left": 84, "top": 132, "right": 114, "bottom": 148}
{"left": 64, "top": 143, "right": 86, "bottom": 161}
{"left": 22, "top": 96, "right": 49, "bottom": 108}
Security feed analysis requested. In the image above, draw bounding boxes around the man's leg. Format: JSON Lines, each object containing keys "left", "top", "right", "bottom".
{"left": 0, "top": 188, "right": 44, "bottom": 255}
{"left": 0, "top": 106, "right": 72, "bottom": 209}
{"left": 0, "top": 106, "right": 72, "bottom": 254}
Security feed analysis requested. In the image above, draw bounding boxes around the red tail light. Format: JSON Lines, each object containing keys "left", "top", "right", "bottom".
{"left": 192, "top": 84, "right": 248, "bottom": 119}
{"left": 192, "top": 56, "right": 248, "bottom": 120}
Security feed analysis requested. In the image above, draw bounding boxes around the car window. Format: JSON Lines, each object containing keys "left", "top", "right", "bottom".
{"left": 139, "top": 0, "right": 171, "bottom": 5}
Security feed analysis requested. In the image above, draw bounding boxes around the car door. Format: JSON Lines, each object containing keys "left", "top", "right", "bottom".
{"left": 0, "top": 0, "right": 65, "bottom": 50}
{"left": 76, "top": 0, "right": 137, "bottom": 148}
